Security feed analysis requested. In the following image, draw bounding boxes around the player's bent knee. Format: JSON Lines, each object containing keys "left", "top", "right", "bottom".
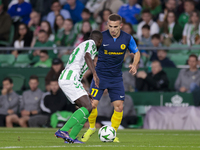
{"left": 114, "top": 105, "right": 123, "bottom": 112}
{"left": 84, "top": 103, "right": 93, "bottom": 114}
{"left": 92, "top": 103, "right": 97, "bottom": 109}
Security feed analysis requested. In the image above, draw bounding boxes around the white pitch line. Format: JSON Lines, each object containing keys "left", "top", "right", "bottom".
{"left": 1, "top": 131, "right": 200, "bottom": 137}
{"left": 1, "top": 145, "right": 200, "bottom": 149}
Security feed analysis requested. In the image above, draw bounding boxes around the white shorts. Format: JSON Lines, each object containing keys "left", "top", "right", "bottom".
{"left": 58, "top": 79, "right": 88, "bottom": 104}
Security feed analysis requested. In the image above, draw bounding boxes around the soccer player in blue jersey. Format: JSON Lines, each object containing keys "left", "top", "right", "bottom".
{"left": 81, "top": 14, "right": 140, "bottom": 143}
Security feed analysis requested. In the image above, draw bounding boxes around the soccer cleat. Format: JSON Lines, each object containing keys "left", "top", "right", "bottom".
{"left": 113, "top": 137, "right": 119, "bottom": 143}
{"left": 55, "top": 129, "right": 73, "bottom": 143}
{"left": 81, "top": 128, "right": 96, "bottom": 142}
{"left": 64, "top": 138, "right": 84, "bottom": 144}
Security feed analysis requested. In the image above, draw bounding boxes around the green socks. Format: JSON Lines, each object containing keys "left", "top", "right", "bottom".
{"left": 60, "top": 107, "right": 89, "bottom": 137}
{"left": 69, "top": 114, "right": 89, "bottom": 139}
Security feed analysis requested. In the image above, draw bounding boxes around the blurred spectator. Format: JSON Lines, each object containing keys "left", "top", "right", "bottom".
{"left": 29, "top": 30, "right": 57, "bottom": 65}
{"left": 28, "top": 79, "right": 75, "bottom": 127}
{"left": 8, "top": 0, "right": 32, "bottom": 25}
{"left": 157, "top": 0, "right": 177, "bottom": 27}
{"left": 6, "top": 75, "right": 43, "bottom": 127}
{"left": 2, "top": 0, "right": 9, "bottom": 11}
{"left": 0, "top": 0, "right": 12, "bottom": 43}
{"left": 74, "top": 8, "right": 98, "bottom": 34}
{"left": 54, "top": 14, "right": 65, "bottom": 46}
{"left": 40, "top": 21, "right": 55, "bottom": 42}
{"left": 122, "top": 23, "right": 136, "bottom": 37}
{"left": 175, "top": 54, "right": 200, "bottom": 92}
{"left": 60, "top": 19, "right": 76, "bottom": 47}
{"left": 74, "top": 20, "right": 91, "bottom": 47}
{"left": 178, "top": 0, "right": 195, "bottom": 28}
{"left": 160, "top": 11, "right": 183, "bottom": 46}
{"left": 59, "top": 0, "right": 67, "bottom": 6}
{"left": 45, "top": 58, "right": 64, "bottom": 91}
{"left": 150, "top": 34, "right": 162, "bottom": 61}
{"left": 8, "top": 0, "right": 29, "bottom": 8}
{"left": 99, "top": 9, "right": 112, "bottom": 32}
{"left": 182, "top": 10, "right": 200, "bottom": 45}
{"left": 33, "top": 50, "right": 52, "bottom": 68}
{"left": 29, "top": 0, "right": 53, "bottom": 19}
{"left": 28, "top": 11, "right": 41, "bottom": 34}
{"left": 118, "top": 0, "right": 141, "bottom": 25}
{"left": 137, "top": 9, "right": 159, "bottom": 40}
{"left": 136, "top": 60, "right": 169, "bottom": 91}
{"left": 47, "top": 0, "right": 71, "bottom": 30}
{"left": 93, "top": 0, "right": 123, "bottom": 23}
{"left": 12, "top": 23, "right": 33, "bottom": 58}
{"left": 31, "top": 21, "right": 55, "bottom": 47}
{"left": 142, "top": 0, "right": 162, "bottom": 21}
{"left": 0, "top": 77, "right": 20, "bottom": 127}
{"left": 85, "top": 0, "right": 102, "bottom": 14}
{"left": 139, "top": 24, "right": 151, "bottom": 45}
{"left": 154, "top": 50, "right": 176, "bottom": 68}
{"left": 63, "top": 0, "right": 84, "bottom": 24}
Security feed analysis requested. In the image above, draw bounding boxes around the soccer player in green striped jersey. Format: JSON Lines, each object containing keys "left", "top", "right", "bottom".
{"left": 55, "top": 30, "right": 102, "bottom": 144}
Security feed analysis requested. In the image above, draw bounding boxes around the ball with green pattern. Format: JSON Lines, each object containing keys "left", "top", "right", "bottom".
{"left": 98, "top": 125, "right": 116, "bottom": 142}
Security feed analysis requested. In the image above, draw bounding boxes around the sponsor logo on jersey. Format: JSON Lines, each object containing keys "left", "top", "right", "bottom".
{"left": 104, "top": 50, "right": 124, "bottom": 55}
{"left": 103, "top": 44, "right": 109, "bottom": 46}
{"left": 120, "top": 44, "right": 126, "bottom": 50}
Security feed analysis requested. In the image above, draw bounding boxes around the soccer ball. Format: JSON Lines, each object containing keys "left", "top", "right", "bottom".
{"left": 98, "top": 125, "right": 116, "bottom": 142}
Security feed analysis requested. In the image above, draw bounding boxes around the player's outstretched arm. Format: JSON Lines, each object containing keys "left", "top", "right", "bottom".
{"left": 85, "top": 52, "right": 99, "bottom": 88}
{"left": 129, "top": 51, "right": 140, "bottom": 75}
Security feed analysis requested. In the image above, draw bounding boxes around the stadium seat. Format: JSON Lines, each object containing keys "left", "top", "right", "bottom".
{"left": 189, "top": 45, "right": 200, "bottom": 56}
{"left": 7, "top": 74, "right": 25, "bottom": 94}
{"left": 0, "top": 25, "right": 15, "bottom": 46}
{"left": 61, "top": 55, "right": 70, "bottom": 65}
{"left": 163, "top": 68, "right": 180, "bottom": 91}
{"left": 37, "top": 74, "right": 46, "bottom": 92}
{"left": 169, "top": 54, "right": 188, "bottom": 66}
{"left": 14, "top": 54, "right": 31, "bottom": 67}
{"left": 0, "top": 54, "right": 15, "bottom": 67}
{"left": 128, "top": 115, "right": 143, "bottom": 129}
{"left": 168, "top": 43, "right": 189, "bottom": 55}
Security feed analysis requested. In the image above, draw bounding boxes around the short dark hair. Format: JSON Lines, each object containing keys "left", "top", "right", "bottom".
{"left": 104, "top": 9, "right": 112, "bottom": 14}
{"left": 50, "top": 77, "right": 58, "bottom": 82}
{"left": 184, "top": 0, "right": 195, "bottom": 5}
{"left": 40, "top": 50, "right": 48, "bottom": 55}
{"left": 29, "top": 75, "right": 39, "bottom": 81}
{"left": 82, "top": 8, "right": 91, "bottom": 15}
{"left": 142, "top": 24, "right": 150, "bottom": 30}
{"left": 189, "top": 54, "right": 198, "bottom": 61}
{"left": 89, "top": 30, "right": 103, "bottom": 42}
{"left": 151, "top": 34, "right": 160, "bottom": 40}
{"left": 51, "top": 0, "right": 60, "bottom": 5}
{"left": 3, "top": 77, "right": 13, "bottom": 84}
{"left": 108, "top": 14, "right": 122, "bottom": 23}
{"left": 142, "top": 9, "right": 151, "bottom": 14}
{"left": 40, "top": 21, "right": 52, "bottom": 35}
{"left": 65, "top": 18, "right": 73, "bottom": 24}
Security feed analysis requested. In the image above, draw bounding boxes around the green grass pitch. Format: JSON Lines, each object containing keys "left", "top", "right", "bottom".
{"left": 0, "top": 128, "right": 200, "bottom": 150}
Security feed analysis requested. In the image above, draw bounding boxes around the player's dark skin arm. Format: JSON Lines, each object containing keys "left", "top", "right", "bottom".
{"left": 84, "top": 52, "right": 99, "bottom": 88}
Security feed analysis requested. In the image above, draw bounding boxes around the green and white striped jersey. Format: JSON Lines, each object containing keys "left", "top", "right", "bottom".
{"left": 60, "top": 40, "right": 98, "bottom": 81}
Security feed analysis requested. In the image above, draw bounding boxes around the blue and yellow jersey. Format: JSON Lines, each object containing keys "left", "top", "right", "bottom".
{"left": 96, "top": 30, "right": 139, "bottom": 79}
